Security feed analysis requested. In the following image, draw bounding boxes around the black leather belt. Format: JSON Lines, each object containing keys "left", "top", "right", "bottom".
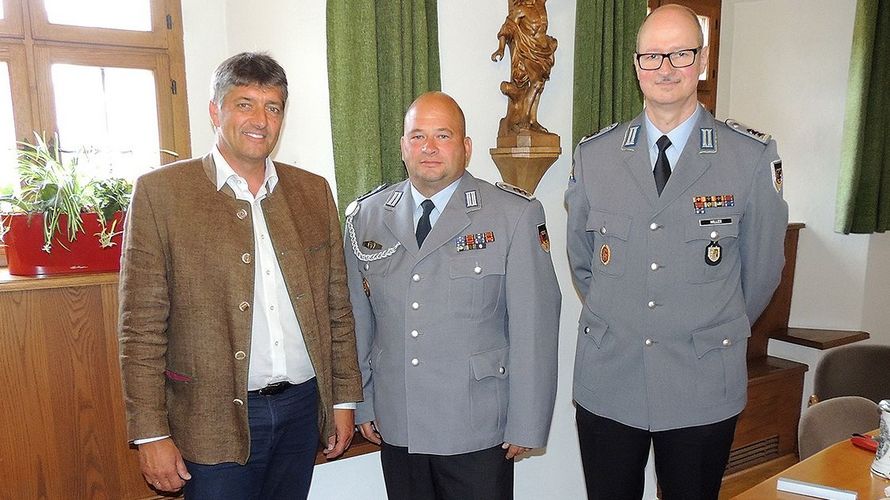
{"left": 249, "top": 381, "right": 294, "bottom": 396}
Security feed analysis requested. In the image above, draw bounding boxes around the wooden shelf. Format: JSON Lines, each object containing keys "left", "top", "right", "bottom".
{"left": 770, "top": 327, "right": 870, "bottom": 350}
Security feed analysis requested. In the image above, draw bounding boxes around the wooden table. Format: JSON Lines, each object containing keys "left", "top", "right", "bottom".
{"left": 735, "top": 433, "right": 890, "bottom": 499}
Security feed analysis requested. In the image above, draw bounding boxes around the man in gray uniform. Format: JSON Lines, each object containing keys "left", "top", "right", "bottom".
{"left": 566, "top": 5, "right": 788, "bottom": 500}
{"left": 344, "top": 91, "right": 560, "bottom": 499}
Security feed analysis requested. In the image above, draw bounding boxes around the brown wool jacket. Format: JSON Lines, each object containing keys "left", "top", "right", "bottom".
{"left": 118, "top": 155, "right": 362, "bottom": 465}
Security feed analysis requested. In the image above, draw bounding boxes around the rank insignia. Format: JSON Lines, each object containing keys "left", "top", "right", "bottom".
{"left": 537, "top": 223, "right": 550, "bottom": 253}
{"left": 622, "top": 125, "right": 640, "bottom": 150}
{"left": 362, "top": 277, "right": 371, "bottom": 297}
{"left": 699, "top": 127, "right": 717, "bottom": 153}
{"left": 384, "top": 191, "right": 403, "bottom": 208}
{"left": 705, "top": 241, "right": 722, "bottom": 266}
{"left": 693, "top": 194, "right": 735, "bottom": 214}
{"left": 456, "top": 231, "right": 495, "bottom": 252}
{"left": 600, "top": 244, "right": 611, "bottom": 266}
{"left": 465, "top": 190, "right": 479, "bottom": 208}
{"left": 363, "top": 240, "right": 383, "bottom": 250}
{"left": 771, "top": 160, "right": 783, "bottom": 192}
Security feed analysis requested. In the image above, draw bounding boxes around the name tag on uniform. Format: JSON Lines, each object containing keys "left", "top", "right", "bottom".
{"left": 699, "top": 218, "right": 733, "bottom": 226}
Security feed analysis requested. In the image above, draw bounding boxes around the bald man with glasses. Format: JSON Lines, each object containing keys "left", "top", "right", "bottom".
{"left": 566, "top": 5, "right": 788, "bottom": 499}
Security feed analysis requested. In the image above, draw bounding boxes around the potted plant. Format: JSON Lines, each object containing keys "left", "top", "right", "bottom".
{"left": 0, "top": 133, "right": 133, "bottom": 276}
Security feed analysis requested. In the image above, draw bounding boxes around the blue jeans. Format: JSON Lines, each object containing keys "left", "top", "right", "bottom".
{"left": 183, "top": 378, "right": 319, "bottom": 500}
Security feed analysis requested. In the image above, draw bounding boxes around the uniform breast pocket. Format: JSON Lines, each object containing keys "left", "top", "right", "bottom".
{"left": 449, "top": 254, "right": 506, "bottom": 320}
{"left": 587, "top": 209, "right": 632, "bottom": 278}
{"left": 684, "top": 218, "right": 740, "bottom": 284}
{"left": 360, "top": 258, "right": 393, "bottom": 312}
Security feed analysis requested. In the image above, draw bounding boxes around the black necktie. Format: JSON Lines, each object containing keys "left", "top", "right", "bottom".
{"left": 415, "top": 199, "right": 435, "bottom": 247}
{"left": 654, "top": 135, "right": 672, "bottom": 196}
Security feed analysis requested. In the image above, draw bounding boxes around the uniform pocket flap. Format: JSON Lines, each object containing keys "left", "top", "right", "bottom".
{"left": 579, "top": 306, "right": 609, "bottom": 347}
{"left": 450, "top": 255, "right": 506, "bottom": 279}
{"left": 586, "top": 209, "right": 632, "bottom": 241}
{"left": 470, "top": 346, "right": 509, "bottom": 380}
{"left": 685, "top": 217, "right": 740, "bottom": 242}
{"left": 691, "top": 315, "right": 750, "bottom": 358}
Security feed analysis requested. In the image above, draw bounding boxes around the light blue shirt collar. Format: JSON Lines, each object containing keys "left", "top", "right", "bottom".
{"left": 409, "top": 178, "right": 461, "bottom": 230}
{"left": 644, "top": 105, "right": 701, "bottom": 172}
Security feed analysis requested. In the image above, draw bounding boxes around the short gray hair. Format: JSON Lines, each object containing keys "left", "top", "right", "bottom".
{"left": 210, "top": 52, "right": 288, "bottom": 104}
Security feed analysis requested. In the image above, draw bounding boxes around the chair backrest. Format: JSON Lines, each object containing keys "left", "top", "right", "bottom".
{"left": 798, "top": 395, "right": 880, "bottom": 460}
{"left": 812, "top": 344, "right": 890, "bottom": 404}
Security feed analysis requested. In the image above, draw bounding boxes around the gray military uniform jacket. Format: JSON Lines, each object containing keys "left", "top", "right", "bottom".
{"left": 566, "top": 107, "right": 788, "bottom": 431}
{"left": 345, "top": 172, "right": 560, "bottom": 455}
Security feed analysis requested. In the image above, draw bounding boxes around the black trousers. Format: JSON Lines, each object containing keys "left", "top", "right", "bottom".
{"left": 576, "top": 405, "right": 738, "bottom": 500}
{"left": 379, "top": 442, "right": 514, "bottom": 500}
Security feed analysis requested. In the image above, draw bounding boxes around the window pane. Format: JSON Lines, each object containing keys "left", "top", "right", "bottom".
{"left": 44, "top": 0, "right": 151, "bottom": 31}
{"left": 52, "top": 64, "right": 160, "bottom": 180}
{"left": 0, "top": 63, "right": 17, "bottom": 195}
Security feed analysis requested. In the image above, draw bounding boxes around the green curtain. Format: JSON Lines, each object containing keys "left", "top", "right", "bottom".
{"left": 835, "top": 0, "right": 890, "bottom": 234}
{"left": 327, "top": 0, "right": 440, "bottom": 215}
{"left": 572, "top": 0, "right": 647, "bottom": 146}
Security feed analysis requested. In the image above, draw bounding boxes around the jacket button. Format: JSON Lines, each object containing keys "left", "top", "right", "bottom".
{"left": 584, "top": 326, "right": 590, "bottom": 334}
{"left": 410, "top": 330, "right": 419, "bottom": 338}
{"left": 241, "top": 253, "right": 252, "bottom": 264}
{"left": 710, "top": 230, "right": 719, "bottom": 240}
{"left": 234, "top": 351, "right": 246, "bottom": 360}
{"left": 645, "top": 338, "right": 654, "bottom": 346}
{"left": 412, "top": 274, "right": 421, "bottom": 282}
{"left": 239, "top": 301, "right": 250, "bottom": 312}
{"left": 233, "top": 398, "right": 244, "bottom": 406}
{"left": 649, "top": 222, "right": 659, "bottom": 231}
{"left": 650, "top": 262, "right": 659, "bottom": 271}
{"left": 647, "top": 300, "right": 656, "bottom": 309}
{"left": 474, "top": 266, "right": 482, "bottom": 274}
{"left": 236, "top": 209, "right": 248, "bottom": 220}
{"left": 364, "top": 263, "right": 370, "bottom": 271}
{"left": 722, "top": 338, "right": 731, "bottom": 346}
{"left": 411, "top": 358, "right": 419, "bottom": 366}
{"left": 600, "top": 226, "right": 607, "bottom": 235}
{"left": 411, "top": 302, "right": 420, "bottom": 310}
{"left": 498, "top": 366, "right": 506, "bottom": 374}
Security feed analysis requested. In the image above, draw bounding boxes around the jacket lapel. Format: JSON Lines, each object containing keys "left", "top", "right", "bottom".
{"left": 656, "top": 109, "right": 714, "bottom": 210}
{"left": 383, "top": 181, "right": 417, "bottom": 256}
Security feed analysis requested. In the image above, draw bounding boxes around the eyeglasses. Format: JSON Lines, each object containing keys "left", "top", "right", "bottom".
{"left": 635, "top": 47, "right": 701, "bottom": 71}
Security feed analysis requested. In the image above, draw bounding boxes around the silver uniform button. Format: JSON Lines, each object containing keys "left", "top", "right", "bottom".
{"left": 650, "top": 262, "right": 659, "bottom": 271}
{"left": 233, "top": 398, "right": 244, "bottom": 406}
{"left": 649, "top": 222, "right": 659, "bottom": 231}
{"left": 411, "top": 358, "right": 419, "bottom": 366}
{"left": 584, "top": 326, "right": 590, "bottom": 334}
{"left": 710, "top": 230, "right": 719, "bottom": 240}
{"left": 241, "top": 253, "right": 252, "bottom": 264}
{"left": 600, "top": 226, "right": 607, "bottom": 235}
{"left": 474, "top": 266, "right": 482, "bottom": 274}
{"left": 412, "top": 274, "right": 421, "bottom": 282}
{"left": 364, "top": 263, "right": 370, "bottom": 271}
{"left": 236, "top": 209, "right": 248, "bottom": 220}
{"left": 647, "top": 300, "right": 656, "bottom": 309}
{"left": 498, "top": 366, "right": 506, "bottom": 374}
{"left": 410, "top": 330, "right": 419, "bottom": 338}
{"left": 234, "top": 351, "right": 246, "bottom": 360}
{"left": 239, "top": 301, "right": 250, "bottom": 312}
{"left": 411, "top": 302, "right": 420, "bottom": 310}
{"left": 645, "top": 338, "right": 654, "bottom": 346}
{"left": 722, "top": 338, "right": 731, "bottom": 346}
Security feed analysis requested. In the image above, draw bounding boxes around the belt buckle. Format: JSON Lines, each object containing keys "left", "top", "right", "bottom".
{"left": 258, "top": 381, "right": 289, "bottom": 396}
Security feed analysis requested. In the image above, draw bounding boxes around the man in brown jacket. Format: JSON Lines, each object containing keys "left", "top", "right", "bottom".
{"left": 118, "top": 52, "right": 362, "bottom": 499}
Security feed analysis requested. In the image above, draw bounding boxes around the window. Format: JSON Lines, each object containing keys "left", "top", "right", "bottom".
{"left": 0, "top": 0, "right": 190, "bottom": 194}
{"left": 0, "top": 0, "right": 189, "bottom": 265}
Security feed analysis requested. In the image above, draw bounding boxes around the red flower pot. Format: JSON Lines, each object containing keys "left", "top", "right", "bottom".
{"left": 1, "top": 211, "right": 125, "bottom": 276}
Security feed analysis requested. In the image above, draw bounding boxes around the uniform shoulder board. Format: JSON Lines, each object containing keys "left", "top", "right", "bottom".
{"left": 345, "top": 183, "right": 388, "bottom": 217}
{"left": 496, "top": 181, "right": 535, "bottom": 201}
{"left": 725, "top": 119, "right": 771, "bottom": 145}
{"left": 578, "top": 122, "right": 619, "bottom": 146}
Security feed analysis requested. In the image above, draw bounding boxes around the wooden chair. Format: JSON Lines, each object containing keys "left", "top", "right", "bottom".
{"left": 809, "top": 344, "right": 890, "bottom": 405}
{"left": 798, "top": 396, "right": 880, "bottom": 460}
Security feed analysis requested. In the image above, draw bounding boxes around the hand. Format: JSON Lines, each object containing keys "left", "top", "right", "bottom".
{"left": 491, "top": 49, "right": 505, "bottom": 62}
{"left": 323, "top": 408, "right": 355, "bottom": 459}
{"left": 502, "top": 442, "right": 529, "bottom": 460}
{"left": 358, "top": 420, "right": 382, "bottom": 445}
{"left": 138, "top": 438, "right": 191, "bottom": 492}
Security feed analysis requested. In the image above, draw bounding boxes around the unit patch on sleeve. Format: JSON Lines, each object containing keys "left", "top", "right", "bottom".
{"left": 537, "top": 224, "right": 550, "bottom": 253}
{"left": 771, "top": 160, "right": 783, "bottom": 192}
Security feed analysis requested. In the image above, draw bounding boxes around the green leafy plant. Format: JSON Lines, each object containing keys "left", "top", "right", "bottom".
{"left": 0, "top": 133, "right": 134, "bottom": 252}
